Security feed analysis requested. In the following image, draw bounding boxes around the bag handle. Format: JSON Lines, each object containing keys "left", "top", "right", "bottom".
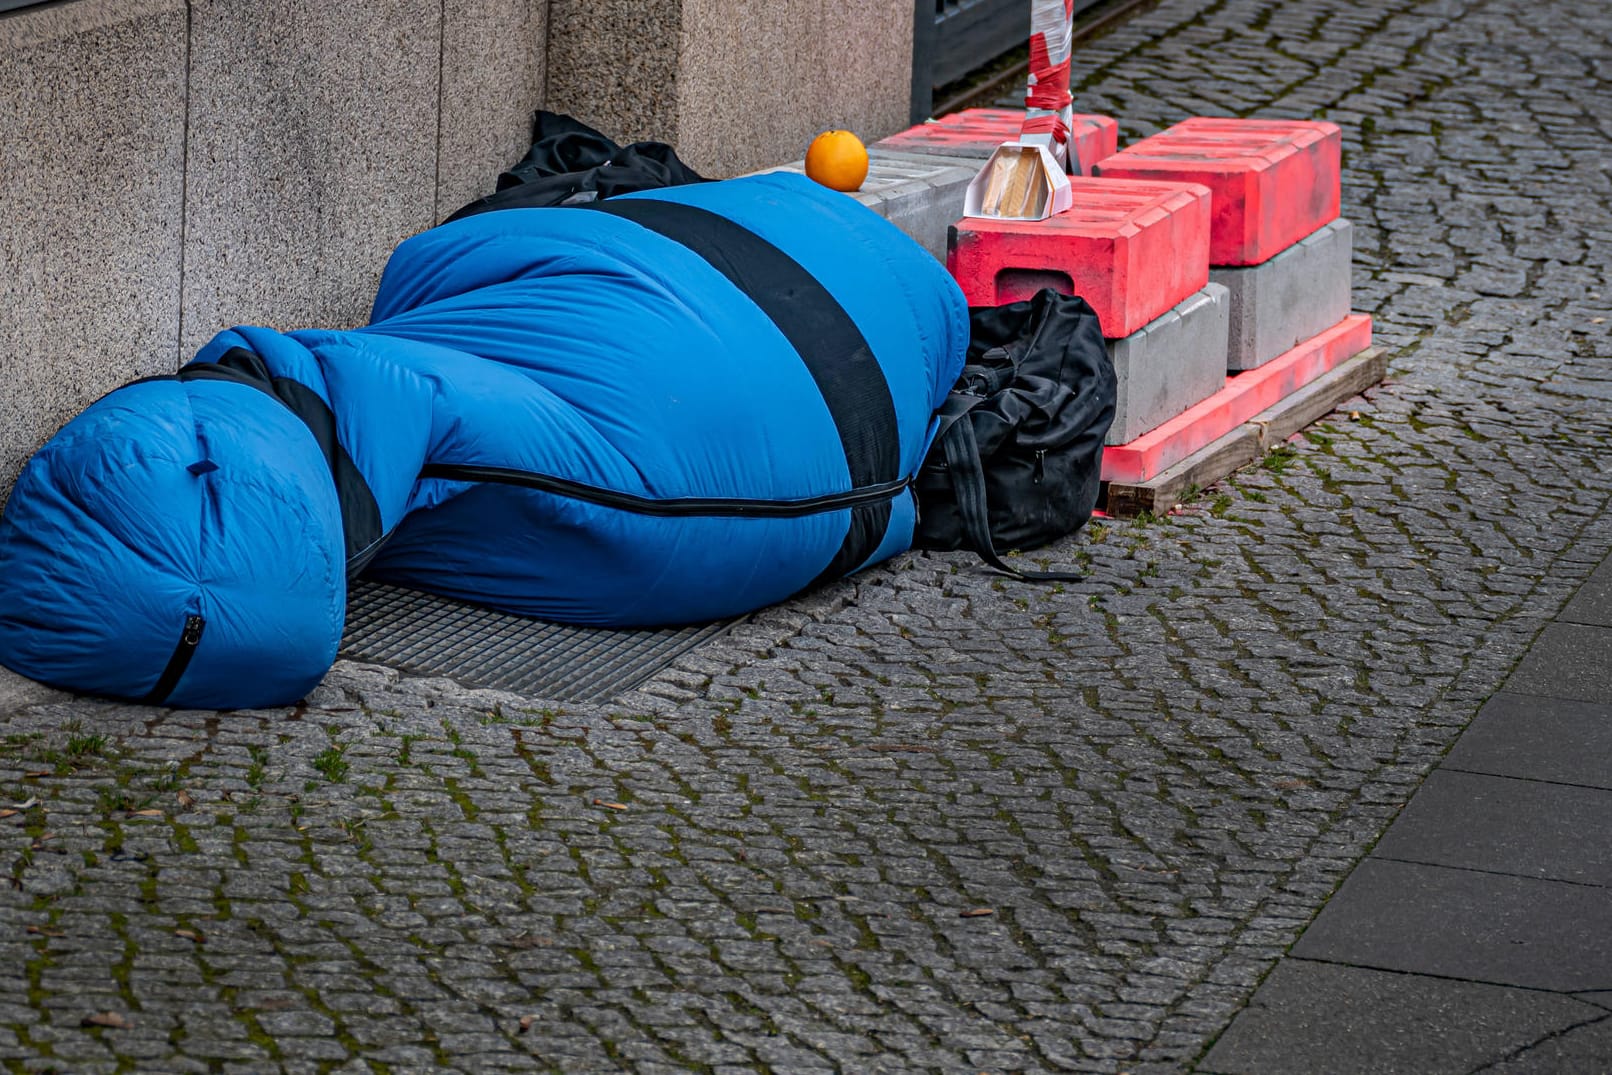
{"left": 939, "top": 416, "right": 1085, "bottom": 583}
{"left": 932, "top": 389, "right": 987, "bottom": 441}
{"left": 958, "top": 349, "right": 1016, "bottom": 396}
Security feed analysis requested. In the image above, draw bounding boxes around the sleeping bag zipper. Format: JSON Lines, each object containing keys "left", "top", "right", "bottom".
{"left": 141, "top": 615, "right": 205, "bottom": 706}
{"left": 419, "top": 464, "right": 910, "bottom": 518}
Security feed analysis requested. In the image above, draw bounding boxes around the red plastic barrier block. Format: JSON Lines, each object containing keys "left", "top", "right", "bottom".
{"left": 874, "top": 109, "right": 1119, "bottom": 171}
{"left": 1100, "top": 313, "right": 1372, "bottom": 484}
{"left": 1091, "top": 118, "right": 1342, "bottom": 266}
{"left": 947, "top": 177, "right": 1211, "bottom": 339}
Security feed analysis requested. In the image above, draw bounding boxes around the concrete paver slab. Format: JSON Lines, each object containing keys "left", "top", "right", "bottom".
{"left": 1474, "top": 1015, "right": 1612, "bottom": 1074}
{"left": 1444, "top": 693, "right": 1612, "bottom": 790}
{"left": 1199, "top": 959, "right": 1603, "bottom": 1075}
{"left": 1292, "top": 859, "right": 1612, "bottom": 993}
{"left": 1562, "top": 558, "right": 1612, "bottom": 628}
{"left": 1371, "top": 769, "right": 1612, "bottom": 885}
{"left": 1505, "top": 623, "right": 1612, "bottom": 705}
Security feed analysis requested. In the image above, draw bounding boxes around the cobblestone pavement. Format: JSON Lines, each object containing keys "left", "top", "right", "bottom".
{"left": 4, "top": 0, "right": 1612, "bottom": 1070}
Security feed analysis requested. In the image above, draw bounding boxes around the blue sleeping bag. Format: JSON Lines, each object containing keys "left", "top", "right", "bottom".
{"left": 0, "top": 175, "right": 968, "bottom": 708}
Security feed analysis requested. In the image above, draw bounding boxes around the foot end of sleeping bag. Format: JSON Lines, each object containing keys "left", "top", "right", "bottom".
{"left": 0, "top": 378, "right": 347, "bottom": 710}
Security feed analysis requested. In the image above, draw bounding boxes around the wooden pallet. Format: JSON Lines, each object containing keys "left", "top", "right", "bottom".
{"left": 1100, "top": 345, "right": 1387, "bottom": 517}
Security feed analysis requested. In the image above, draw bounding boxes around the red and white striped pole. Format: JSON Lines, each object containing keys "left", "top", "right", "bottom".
{"left": 1021, "top": 0, "right": 1077, "bottom": 172}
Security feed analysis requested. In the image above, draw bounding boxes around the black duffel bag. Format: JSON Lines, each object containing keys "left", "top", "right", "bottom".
{"left": 914, "top": 288, "right": 1116, "bottom": 578}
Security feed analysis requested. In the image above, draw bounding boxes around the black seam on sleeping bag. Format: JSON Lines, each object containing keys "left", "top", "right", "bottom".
{"left": 418, "top": 463, "right": 910, "bottom": 517}
{"left": 586, "top": 198, "right": 900, "bottom": 585}
{"left": 171, "top": 350, "right": 384, "bottom": 573}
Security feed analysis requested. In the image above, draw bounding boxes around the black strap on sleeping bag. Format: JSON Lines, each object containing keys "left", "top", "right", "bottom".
{"left": 170, "top": 349, "right": 384, "bottom": 573}
{"left": 590, "top": 198, "right": 903, "bottom": 587}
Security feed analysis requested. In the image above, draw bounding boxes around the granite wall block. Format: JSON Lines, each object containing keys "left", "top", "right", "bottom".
{"left": 543, "top": 0, "right": 681, "bottom": 150}
{"left": 438, "top": 0, "right": 549, "bottom": 217}
{"left": 0, "top": 0, "right": 187, "bottom": 503}
{"left": 676, "top": 0, "right": 913, "bottom": 176}
{"left": 180, "top": 0, "right": 443, "bottom": 355}
{"left": 545, "top": 0, "right": 914, "bottom": 178}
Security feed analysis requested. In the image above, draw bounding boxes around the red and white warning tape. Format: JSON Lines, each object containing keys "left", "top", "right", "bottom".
{"left": 1021, "top": 0, "right": 1076, "bottom": 170}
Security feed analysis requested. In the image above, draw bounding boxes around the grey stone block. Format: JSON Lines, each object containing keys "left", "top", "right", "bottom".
{"left": 1373, "top": 769, "right": 1612, "bottom": 886}
{"left": 1211, "top": 218, "right": 1354, "bottom": 370}
{"left": 1200, "top": 960, "right": 1602, "bottom": 1075}
{"left": 1446, "top": 693, "right": 1612, "bottom": 790}
{"left": 436, "top": 0, "right": 549, "bottom": 218}
{"left": 862, "top": 151, "right": 978, "bottom": 262}
{"left": 750, "top": 151, "right": 976, "bottom": 261}
{"left": 1292, "top": 859, "right": 1612, "bottom": 992}
{"left": 1106, "top": 283, "right": 1230, "bottom": 445}
{"left": 181, "top": 0, "right": 443, "bottom": 355}
{"left": 1506, "top": 622, "right": 1612, "bottom": 704}
{"left": 0, "top": 0, "right": 187, "bottom": 504}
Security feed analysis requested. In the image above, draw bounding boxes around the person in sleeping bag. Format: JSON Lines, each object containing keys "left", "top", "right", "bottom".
{"left": 0, "top": 173, "right": 969, "bottom": 709}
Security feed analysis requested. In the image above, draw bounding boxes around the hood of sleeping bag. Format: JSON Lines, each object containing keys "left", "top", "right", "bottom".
{"left": 0, "top": 172, "right": 967, "bottom": 709}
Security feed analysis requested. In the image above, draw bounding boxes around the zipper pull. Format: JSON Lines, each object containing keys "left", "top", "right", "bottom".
{"left": 1032, "top": 449, "right": 1046, "bottom": 484}
{"left": 140, "top": 614, "right": 207, "bottom": 707}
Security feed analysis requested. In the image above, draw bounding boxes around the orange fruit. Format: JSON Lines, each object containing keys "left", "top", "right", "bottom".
{"left": 804, "top": 129, "right": 869, "bottom": 193}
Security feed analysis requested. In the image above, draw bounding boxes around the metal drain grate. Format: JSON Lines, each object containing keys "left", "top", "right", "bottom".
{"left": 339, "top": 580, "right": 740, "bottom": 702}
